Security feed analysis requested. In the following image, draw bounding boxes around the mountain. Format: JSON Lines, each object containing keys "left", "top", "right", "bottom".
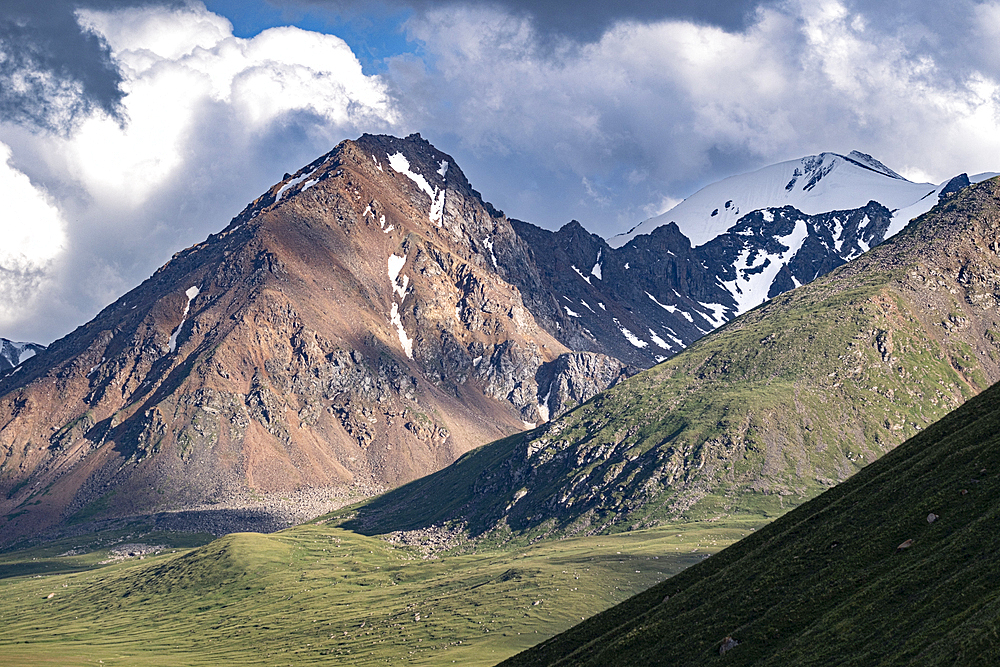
{"left": 342, "top": 176, "right": 1000, "bottom": 544}
{"left": 0, "top": 338, "right": 45, "bottom": 371}
{"left": 500, "top": 375, "right": 1000, "bottom": 666}
{"left": 510, "top": 199, "right": 895, "bottom": 366}
{"left": 612, "top": 150, "right": 958, "bottom": 248}
{"left": 0, "top": 133, "right": 630, "bottom": 547}
{"left": 508, "top": 153, "right": 995, "bottom": 367}
{"left": 0, "top": 134, "right": 990, "bottom": 548}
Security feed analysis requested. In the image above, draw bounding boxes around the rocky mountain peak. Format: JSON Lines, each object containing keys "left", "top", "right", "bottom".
{"left": 844, "top": 150, "right": 906, "bottom": 180}
{"left": 0, "top": 133, "right": 632, "bottom": 546}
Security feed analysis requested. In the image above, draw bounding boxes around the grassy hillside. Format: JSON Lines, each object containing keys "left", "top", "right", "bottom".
{"left": 340, "top": 178, "right": 1000, "bottom": 545}
{"left": 501, "top": 378, "right": 1000, "bottom": 666}
{"left": 0, "top": 517, "right": 763, "bottom": 666}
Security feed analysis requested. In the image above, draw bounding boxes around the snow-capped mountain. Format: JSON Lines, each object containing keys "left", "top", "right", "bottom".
{"left": 0, "top": 338, "right": 44, "bottom": 371}
{"left": 511, "top": 152, "right": 995, "bottom": 367}
{"left": 0, "top": 133, "right": 992, "bottom": 545}
{"left": 510, "top": 200, "right": 898, "bottom": 366}
{"left": 610, "top": 151, "right": 975, "bottom": 249}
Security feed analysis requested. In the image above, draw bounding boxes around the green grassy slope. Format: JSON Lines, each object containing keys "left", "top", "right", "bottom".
{"left": 500, "top": 377, "right": 1000, "bottom": 666}
{"left": 0, "top": 517, "right": 763, "bottom": 666}
{"left": 341, "top": 178, "right": 1000, "bottom": 544}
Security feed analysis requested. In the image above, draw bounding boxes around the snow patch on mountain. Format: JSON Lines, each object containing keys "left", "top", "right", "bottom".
{"left": 0, "top": 339, "right": 45, "bottom": 370}
{"left": 648, "top": 329, "right": 670, "bottom": 350}
{"left": 388, "top": 254, "right": 406, "bottom": 282}
{"left": 387, "top": 253, "right": 412, "bottom": 357}
{"left": 388, "top": 151, "right": 446, "bottom": 226}
{"left": 613, "top": 318, "right": 648, "bottom": 348}
{"left": 276, "top": 164, "right": 323, "bottom": 202}
{"left": 482, "top": 236, "right": 498, "bottom": 268}
{"left": 646, "top": 291, "right": 679, "bottom": 314}
{"left": 390, "top": 303, "right": 413, "bottom": 359}
{"left": 168, "top": 286, "right": 200, "bottom": 353}
{"left": 697, "top": 302, "right": 728, "bottom": 328}
{"left": 723, "top": 218, "right": 808, "bottom": 315}
{"left": 430, "top": 187, "right": 446, "bottom": 225}
{"left": 388, "top": 152, "right": 434, "bottom": 198}
{"left": 388, "top": 254, "right": 410, "bottom": 299}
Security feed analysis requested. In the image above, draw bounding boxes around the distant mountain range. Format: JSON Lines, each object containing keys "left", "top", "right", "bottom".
{"left": 1, "top": 134, "right": 993, "bottom": 547}
{"left": 517, "top": 151, "right": 995, "bottom": 366}
{"left": 612, "top": 150, "right": 964, "bottom": 248}
{"left": 343, "top": 177, "right": 1000, "bottom": 544}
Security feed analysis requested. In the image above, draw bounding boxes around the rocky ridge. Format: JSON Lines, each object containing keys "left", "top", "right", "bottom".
{"left": 500, "top": 365, "right": 1000, "bottom": 666}
{"left": 511, "top": 195, "right": 966, "bottom": 366}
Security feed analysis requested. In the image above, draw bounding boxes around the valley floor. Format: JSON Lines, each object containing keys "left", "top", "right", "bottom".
{"left": 0, "top": 518, "right": 766, "bottom": 666}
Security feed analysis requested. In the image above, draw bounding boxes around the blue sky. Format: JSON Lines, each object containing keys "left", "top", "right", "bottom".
{"left": 2, "top": 0, "right": 1000, "bottom": 343}
{"left": 201, "top": 0, "right": 416, "bottom": 70}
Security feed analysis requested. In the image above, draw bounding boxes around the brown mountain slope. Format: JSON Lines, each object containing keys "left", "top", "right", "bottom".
{"left": 0, "top": 133, "right": 629, "bottom": 546}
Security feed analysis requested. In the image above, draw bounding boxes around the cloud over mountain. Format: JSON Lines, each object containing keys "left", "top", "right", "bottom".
{"left": 0, "top": 2, "right": 398, "bottom": 343}
{"left": 394, "top": 1, "right": 1000, "bottom": 231}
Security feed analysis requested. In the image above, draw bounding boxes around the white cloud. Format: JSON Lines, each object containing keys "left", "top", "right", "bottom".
{"left": 0, "top": 142, "right": 66, "bottom": 326}
{"left": 0, "top": 143, "right": 65, "bottom": 267}
{"left": 0, "top": 1, "right": 399, "bottom": 343}
{"left": 642, "top": 195, "right": 683, "bottom": 220}
{"left": 396, "top": 0, "right": 1000, "bottom": 235}
{"left": 66, "top": 3, "right": 396, "bottom": 206}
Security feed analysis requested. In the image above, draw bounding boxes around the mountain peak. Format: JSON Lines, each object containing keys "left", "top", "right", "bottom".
{"left": 844, "top": 150, "right": 907, "bottom": 180}
{"left": 0, "top": 132, "right": 631, "bottom": 546}
{"left": 610, "top": 150, "right": 933, "bottom": 248}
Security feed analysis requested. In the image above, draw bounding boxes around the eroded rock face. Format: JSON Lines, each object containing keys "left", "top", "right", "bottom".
{"left": 536, "top": 352, "right": 635, "bottom": 421}
{"left": 0, "top": 133, "right": 630, "bottom": 545}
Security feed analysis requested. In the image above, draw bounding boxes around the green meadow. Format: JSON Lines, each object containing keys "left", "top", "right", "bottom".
{"left": 0, "top": 517, "right": 764, "bottom": 666}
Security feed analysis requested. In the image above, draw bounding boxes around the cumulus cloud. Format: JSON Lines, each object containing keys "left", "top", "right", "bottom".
{"left": 393, "top": 0, "right": 1000, "bottom": 234}
{"left": 0, "top": 1, "right": 398, "bottom": 343}
{"left": 0, "top": 142, "right": 67, "bottom": 322}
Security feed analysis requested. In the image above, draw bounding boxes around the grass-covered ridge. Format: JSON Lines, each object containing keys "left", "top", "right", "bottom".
{"left": 340, "top": 178, "right": 1000, "bottom": 543}
{"left": 0, "top": 517, "right": 763, "bottom": 666}
{"left": 501, "top": 373, "right": 1000, "bottom": 666}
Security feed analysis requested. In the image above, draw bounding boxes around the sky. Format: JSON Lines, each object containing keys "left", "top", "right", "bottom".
{"left": 2, "top": 0, "right": 1000, "bottom": 344}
